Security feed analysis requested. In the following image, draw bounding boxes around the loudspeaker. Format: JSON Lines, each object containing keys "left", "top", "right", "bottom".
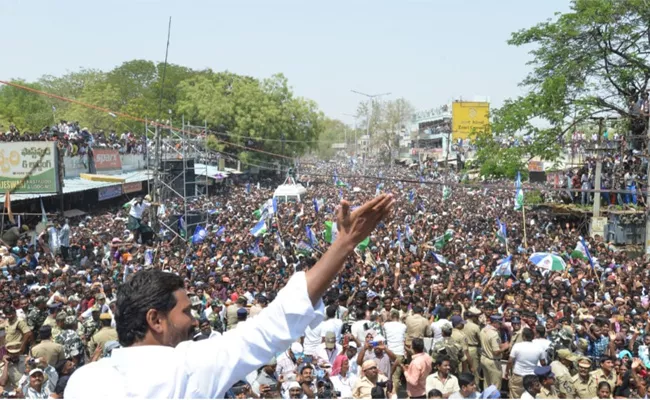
{"left": 162, "top": 159, "right": 196, "bottom": 197}
{"left": 529, "top": 171, "right": 546, "bottom": 183}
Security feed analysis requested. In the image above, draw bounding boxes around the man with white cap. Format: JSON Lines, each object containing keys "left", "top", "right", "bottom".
{"left": 316, "top": 331, "right": 342, "bottom": 367}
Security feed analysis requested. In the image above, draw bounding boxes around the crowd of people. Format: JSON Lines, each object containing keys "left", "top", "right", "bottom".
{"left": 0, "top": 157, "right": 649, "bottom": 399}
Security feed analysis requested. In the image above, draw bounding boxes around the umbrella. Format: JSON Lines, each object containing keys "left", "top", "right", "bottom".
{"left": 529, "top": 252, "right": 566, "bottom": 271}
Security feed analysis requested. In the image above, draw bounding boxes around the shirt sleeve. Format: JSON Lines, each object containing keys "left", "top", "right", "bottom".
{"left": 403, "top": 360, "right": 422, "bottom": 386}
{"left": 177, "top": 271, "right": 325, "bottom": 398}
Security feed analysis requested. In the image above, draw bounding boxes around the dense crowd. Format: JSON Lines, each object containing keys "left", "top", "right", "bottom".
{"left": 1, "top": 158, "right": 650, "bottom": 399}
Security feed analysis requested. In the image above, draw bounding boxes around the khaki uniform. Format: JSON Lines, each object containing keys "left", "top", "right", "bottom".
{"left": 590, "top": 368, "right": 616, "bottom": 391}
{"left": 30, "top": 339, "right": 65, "bottom": 366}
{"left": 550, "top": 360, "right": 574, "bottom": 398}
{"left": 404, "top": 314, "right": 432, "bottom": 342}
{"left": 450, "top": 328, "right": 469, "bottom": 375}
{"left": 537, "top": 384, "right": 558, "bottom": 399}
{"left": 352, "top": 374, "right": 388, "bottom": 399}
{"left": 571, "top": 373, "right": 597, "bottom": 399}
{"left": 88, "top": 327, "right": 119, "bottom": 356}
{"left": 4, "top": 318, "right": 31, "bottom": 345}
{"left": 479, "top": 325, "right": 502, "bottom": 390}
{"left": 462, "top": 320, "right": 481, "bottom": 386}
{"left": 510, "top": 328, "right": 524, "bottom": 346}
{"left": 226, "top": 304, "right": 240, "bottom": 331}
{"left": 0, "top": 356, "right": 25, "bottom": 391}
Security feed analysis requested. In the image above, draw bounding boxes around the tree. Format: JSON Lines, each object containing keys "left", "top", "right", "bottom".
{"left": 318, "top": 118, "right": 348, "bottom": 159}
{"left": 478, "top": 0, "right": 650, "bottom": 172}
{"left": 0, "top": 81, "right": 53, "bottom": 132}
{"left": 355, "top": 98, "right": 414, "bottom": 163}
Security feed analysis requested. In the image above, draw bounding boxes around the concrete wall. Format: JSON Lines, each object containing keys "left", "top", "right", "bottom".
{"left": 63, "top": 154, "right": 147, "bottom": 178}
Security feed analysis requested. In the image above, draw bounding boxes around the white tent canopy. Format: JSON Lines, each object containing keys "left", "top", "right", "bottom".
{"left": 274, "top": 176, "right": 307, "bottom": 202}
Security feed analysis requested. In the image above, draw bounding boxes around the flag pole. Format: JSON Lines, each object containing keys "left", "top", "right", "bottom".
{"left": 522, "top": 202, "right": 528, "bottom": 248}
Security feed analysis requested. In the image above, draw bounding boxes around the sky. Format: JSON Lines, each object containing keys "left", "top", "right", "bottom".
{"left": 0, "top": 0, "right": 570, "bottom": 125}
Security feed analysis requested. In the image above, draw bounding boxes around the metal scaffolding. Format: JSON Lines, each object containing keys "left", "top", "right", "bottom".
{"left": 149, "top": 117, "right": 210, "bottom": 243}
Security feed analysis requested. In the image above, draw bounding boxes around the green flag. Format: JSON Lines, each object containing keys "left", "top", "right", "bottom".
{"left": 324, "top": 221, "right": 338, "bottom": 244}
{"left": 434, "top": 229, "right": 454, "bottom": 251}
{"left": 253, "top": 209, "right": 262, "bottom": 219}
{"left": 357, "top": 237, "right": 370, "bottom": 252}
{"left": 443, "top": 186, "right": 451, "bottom": 201}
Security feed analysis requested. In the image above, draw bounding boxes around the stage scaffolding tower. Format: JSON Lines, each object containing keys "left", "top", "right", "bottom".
{"left": 148, "top": 116, "right": 210, "bottom": 244}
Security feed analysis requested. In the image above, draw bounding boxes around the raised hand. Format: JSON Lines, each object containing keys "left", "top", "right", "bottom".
{"left": 336, "top": 194, "right": 395, "bottom": 249}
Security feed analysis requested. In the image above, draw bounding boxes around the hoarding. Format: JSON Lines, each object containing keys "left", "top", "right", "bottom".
{"left": 452, "top": 101, "right": 490, "bottom": 140}
{"left": 98, "top": 185, "right": 122, "bottom": 201}
{"left": 94, "top": 149, "right": 122, "bottom": 171}
{"left": 0, "top": 142, "right": 59, "bottom": 194}
{"left": 123, "top": 182, "right": 143, "bottom": 194}
{"left": 528, "top": 161, "right": 544, "bottom": 172}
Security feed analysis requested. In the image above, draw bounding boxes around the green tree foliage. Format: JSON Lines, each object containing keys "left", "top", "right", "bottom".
{"left": 477, "top": 0, "right": 650, "bottom": 175}
{"left": 0, "top": 61, "right": 324, "bottom": 165}
{"left": 317, "top": 118, "right": 348, "bottom": 159}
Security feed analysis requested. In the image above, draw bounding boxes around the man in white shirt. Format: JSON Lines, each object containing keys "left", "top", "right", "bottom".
{"left": 431, "top": 307, "right": 451, "bottom": 345}
{"left": 125, "top": 195, "right": 155, "bottom": 243}
{"left": 315, "top": 331, "right": 342, "bottom": 368}
{"left": 520, "top": 374, "right": 541, "bottom": 400}
{"left": 505, "top": 328, "right": 545, "bottom": 399}
{"left": 302, "top": 323, "right": 322, "bottom": 357}
{"left": 63, "top": 194, "right": 395, "bottom": 399}
{"left": 532, "top": 325, "right": 551, "bottom": 364}
{"left": 383, "top": 310, "right": 406, "bottom": 391}
{"left": 350, "top": 309, "right": 371, "bottom": 344}
{"left": 319, "top": 305, "right": 343, "bottom": 343}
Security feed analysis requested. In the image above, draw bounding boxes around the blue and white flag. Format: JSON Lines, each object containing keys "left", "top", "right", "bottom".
{"left": 496, "top": 218, "right": 507, "bottom": 244}
{"left": 580, "top": 236, "right": 594, "bottom": 269}
{"left": 192, "top": 225, "right": 208, "bottom": 244}
{"left": 514, "top": 172, "right": 524, "bottom": 211}
{"left": 492, "top": 255, "right": 513, "bottom": 277}
{"left": 306, "top": 225, "right": 317, "bottom": 248}
{"left": 215, "top": 226, "right": 226, "bottom": 237}
{"left": 375, "top": 183, "right": 381, "bottom": 196}
{"left": 432, "top": 252, "right": 448, "bottom": 265}
{"left": 249, "top": 238, "right": 264, "bottom": 257}
{"left": 178, "top": 216, "right": 187, "bottom": 238}
{"left": 250, "top": 220, "right": 267, "bottom": 237}
{"left": 276, "top": 230, "right": 284, "bottom": 249}
{"left": 313, "top": 198, "right": 320, "bottom": 213}
{"left": 272, "top": 197, "right": 278, "bottom": 214}
{"left": 408, "top": 189, "right": 414, "bottom": 203}
{"left": 246, "top": 183, "right": 251, "bottom": 194}
{"left": 405, "top": 224, "right": 413, "bottom": 242}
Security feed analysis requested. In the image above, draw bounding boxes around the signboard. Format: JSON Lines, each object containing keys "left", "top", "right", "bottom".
{"left": 98, "top": 185, "right": 122, "bottom": 201}
{"left": 412, "top": 105, "right": 450, "bottom": 123}
{"left": 528, "top": 161, "right": 544, "bottom": 172}
{"left": 0, "top": 142, "right": 59, "bottom": 193}
{"left": 123, "top": 182, "right": 143, "bottom": 194}
{"left": 590, "top": 216, "right": 607, "bottom": 238}
{"left": 94, "top": 149, "right": 122, "bottom": 171}
{"left": 452, "top": 101, "right": 490, "bottom": 140}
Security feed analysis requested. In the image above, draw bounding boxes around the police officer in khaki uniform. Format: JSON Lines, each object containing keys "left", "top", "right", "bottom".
{"left": 590, "top": 355, "right": 617, "bottom": 391}
{"left": 30, "top": 325, "right": 65, "bottom": 367}
{"left": 0, "top": 342, "right": 25, "bottom": 391}
{"left": 88, "top": 313, "right": 118, "bottom": 356}
{"left": 479, "top": 314, "right": 509, "bottom": 391}
{"left": 550, "top": 349, "right": 578, "bottom": 398}
{"left": 510, "top": 316, "right": 524, "bottom": 346}
{"left": 572, "top": 357, "right": 597, "bottom": 399}
{"left": 226, "top": 297, "right": 247, "bottom": 330}
{"left": 450, "top": 315, "right": 472, "bottom": 376}
{"left": 535, "top": 365, "right": 558, "bottom": 398}
{"left": 462, "top": 306, "right": 482, "bottom": 386}
{"left": 404, "top": 305, "right": 433, "bottom": 343}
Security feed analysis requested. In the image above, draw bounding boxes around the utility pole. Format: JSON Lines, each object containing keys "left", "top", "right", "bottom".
{"left": 588, "top": 117, "right": 607, "bottom": 239}
{"left": 645, "top": 89, "right": 650, "bottom": 254}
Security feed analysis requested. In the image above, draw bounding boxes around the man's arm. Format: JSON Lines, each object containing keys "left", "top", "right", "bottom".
{"left": 19, "top": 323, "right": 33, "bottom": 354}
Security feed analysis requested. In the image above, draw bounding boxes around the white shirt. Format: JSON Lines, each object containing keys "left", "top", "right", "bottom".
{"left": 520, "top": 391, "right": 536, "bottom": 400}
{"left": 351, "top": 319, "right": 370, "bottom": 344}
{"left": 315, "top": 343, "right": 343, "bottom": 368}
{"left": 510, "top": 341, "right": 545, "bottom": 376}
{"left": 319, "top": 318, "right": 343, "bottom": 343}
{"left": 383, "top": 321, "right": 407, "bottom": 356}
{"left": 64, "top": 272, "right": 325, "bottom": 399}
{"left": 330, "top": 372, "right": 357, "bottom": 399}
{"left": 303, "top": 323, "right": 323, "bottom": 356}
{"left": 431, "top": 319, "right": 451, "bottom": 344}
{"left": 532, "top": 338, "right": 551, "bottom": 364}
{"left": 129, "top": 200, "right": 150, "bottom": 219}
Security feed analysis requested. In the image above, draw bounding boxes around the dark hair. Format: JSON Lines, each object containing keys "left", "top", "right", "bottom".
{"left": 597, "top": 381, "right": 611, "bottom": 393}
{"left": 523, "top": 375, "right": 539, "bottom": 392}
{"left": 535, "top": 325, "right": 546, "bottom": 338}
{"left": 458, "top": 373, "right": 474, "bottom": 389}
{"left": 427, "top": 389, "right": 443, "bottom": 398}
{"left": 438, "top": 307, "right": 451, "bottom": 319}
{"left": 115, "top": 270, "right": 185, "bottom": 347}
{"left": 326, "top": 305, "right": 337, "bottom": 319}
{"left": 412, "top": 338, "right": 425, "bottom": 353}
{"left": 436, "top": 354, "right": 451, "bottom": 366}
{"left": 522, "top": 327, "right": 534, "bottom": 341}
{"left": 100, "top": 318, "right": 112, "bottom": 328}
{"left": 236, "top": 297, "right": 247, "bottom": 306}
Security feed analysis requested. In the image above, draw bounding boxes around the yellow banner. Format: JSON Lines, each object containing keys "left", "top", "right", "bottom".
{"left": 452, "top": 101, "right": 490, "bottom": 140}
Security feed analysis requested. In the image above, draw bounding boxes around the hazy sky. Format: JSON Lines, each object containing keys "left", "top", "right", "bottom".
{"left": 0, "top": 0, "right": 570, "bottom": 124}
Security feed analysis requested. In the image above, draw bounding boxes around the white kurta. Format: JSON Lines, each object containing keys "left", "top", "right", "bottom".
{"left": 64, "top": 272, "right": 324, "bottom": 399}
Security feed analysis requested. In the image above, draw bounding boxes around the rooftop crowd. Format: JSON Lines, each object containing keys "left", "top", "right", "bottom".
{"left": 0, "top": 157, "right": 648, "bottom": 399}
